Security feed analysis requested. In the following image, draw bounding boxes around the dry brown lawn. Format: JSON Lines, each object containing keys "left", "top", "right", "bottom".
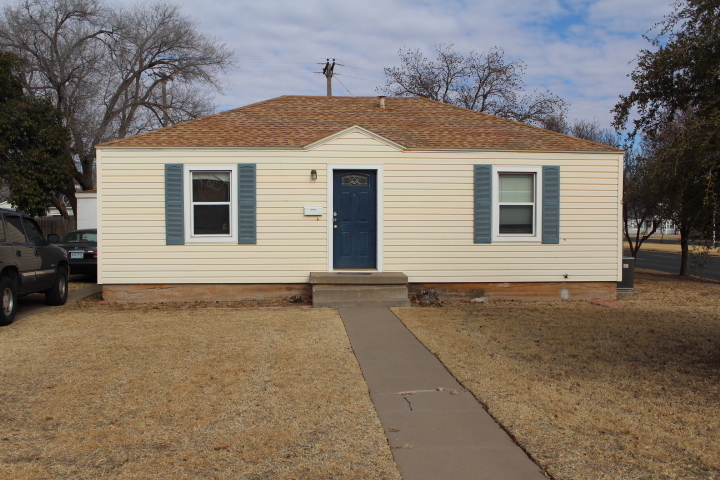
{"left": 393, "top": 273, "right": 720, "bottom": 480}
{"left": 627, "top": 235, "right": 720, "bottom": 256}
{"left": 67, "top": 274, "right": 98, "bottom": 292}
{"left": 0, "top": 300, "right": 400, "bottom": 479}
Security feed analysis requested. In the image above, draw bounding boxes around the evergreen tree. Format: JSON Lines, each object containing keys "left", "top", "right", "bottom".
{"left": 614, "top": 0, "right": 720, "bottom": 274}
{"left": 0, "top": 50, "right": 74, "bottom": 217}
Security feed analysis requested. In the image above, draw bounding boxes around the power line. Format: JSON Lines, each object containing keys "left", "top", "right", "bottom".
{"left": 336, "top": 73, "right": 384, "bottom": 84}
{"left": 237, "top": 61, "right": 317, "bottom": 65}
{"left": 334, "top": 75, "right": 354, "bottom": 96}
{"left": 341, "top": 64, "right": 386, "bottom": 75}
{"left": 237, "top": 70, "right": 315, "bottom": 73}
{"left": 571, "top": 101, "right": 615, "bottom": 110}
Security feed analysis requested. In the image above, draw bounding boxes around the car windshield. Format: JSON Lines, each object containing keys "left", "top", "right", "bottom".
{"left": 61, "top": 231, "right": 97, "bottom": 243}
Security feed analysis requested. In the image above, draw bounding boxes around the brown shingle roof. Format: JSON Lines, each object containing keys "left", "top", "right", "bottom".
{"left": 97, "top": 95, "right": 621, "bottom": 152}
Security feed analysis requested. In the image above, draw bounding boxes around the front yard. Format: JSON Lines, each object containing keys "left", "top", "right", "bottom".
{"left": 393, "top": 272, "right": 720, "bottom": 480}
{"left": 0, "top": 302, "right": 400, "bottom": 479}
{"left": 3, "top": 271, "right": 719, "bottom": 479}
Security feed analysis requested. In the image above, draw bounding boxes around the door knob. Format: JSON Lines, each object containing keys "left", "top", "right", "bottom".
{"left": 333, "top": 225, "right": 338, "bottom": 229}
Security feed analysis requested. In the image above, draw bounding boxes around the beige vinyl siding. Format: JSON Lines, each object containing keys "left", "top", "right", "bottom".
{"left": 97, "top": 129, "right": 622, "bottom": 285}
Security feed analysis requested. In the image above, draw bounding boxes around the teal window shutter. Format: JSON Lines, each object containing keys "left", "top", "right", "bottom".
{"left": 542, "top": 166, "right": 560, "bottom": 244}
{"left": 474, "top": 165, "right": 492, "bottom": 243}
{"left": 237, "top": 164, "right": 256, "bottom": 244}
{"left": 165, "top": 164, "right": 184, "bottom": 245}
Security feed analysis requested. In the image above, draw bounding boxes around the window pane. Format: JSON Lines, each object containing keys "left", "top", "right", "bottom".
{"left": 22, "top": 218, "right": 44, "bottom": 245}
{"left": 499, "top": 173, "right": 534, "bottom": 203}
{"left": 499, "top": 205, "right": 533, "bottom": 234}
{"left": 193, "top": 172, "right": 230, "bottom": 202}
{"left": 5, "top": 216, "right": 27, "bottom": 243}
{"left": 193, "top": 205, "right": 230, "bottom": 235}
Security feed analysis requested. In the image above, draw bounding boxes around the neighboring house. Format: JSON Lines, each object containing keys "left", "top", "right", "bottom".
{"left": 626, "top": 218, "right": 678, "bottom": 236}
{"left": 76, "top": 190, "right": 98, "bottom": 230}
{"left": 95, "top": 95, "right": 624, "bottom": 303}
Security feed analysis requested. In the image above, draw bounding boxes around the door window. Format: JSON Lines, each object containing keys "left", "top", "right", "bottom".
{"left": 22, "top": 218, "right": 45, "bottom": 245}
{"left": 5, "top": 216, "right": 28, "bottom": 244}
{"left": 341, "top": 174, "right": 369, "bottom": 186}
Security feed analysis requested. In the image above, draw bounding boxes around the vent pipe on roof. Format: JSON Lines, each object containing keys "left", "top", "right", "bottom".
{"left": 378, "top": 96, "right": 386, "bottom": 109}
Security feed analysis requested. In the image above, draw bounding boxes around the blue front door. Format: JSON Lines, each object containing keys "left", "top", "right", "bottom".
{"left": 333, "top": 170, "right": 377, "bottom": 269}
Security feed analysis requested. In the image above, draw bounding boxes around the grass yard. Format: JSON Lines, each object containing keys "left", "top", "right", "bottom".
{"left": 627, "top": 234, "right": 720, "bottom": 257}
{"left": 393, "top": 272, "right": 720, "bottom": 480}
{"left": 0, "top": 301, "right": 400, "bottom": 479}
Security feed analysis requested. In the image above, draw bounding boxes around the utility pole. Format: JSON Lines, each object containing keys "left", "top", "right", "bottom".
{"left": 322, "top": 59, "right": 335, "bottom": 97}
{"left": 161, "top": 75, "right": 169, "bottom": 127}
{"left": 152, "top": 71, "right": 171, "bottom": 127}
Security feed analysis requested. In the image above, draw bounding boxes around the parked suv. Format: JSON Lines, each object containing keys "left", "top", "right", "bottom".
{"left": 0, "top": 208, "right": 69, "bottom": 326}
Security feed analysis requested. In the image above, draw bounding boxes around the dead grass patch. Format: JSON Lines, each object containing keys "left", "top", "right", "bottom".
{"left": 68, "top": 274, "right": 97, "bottom": 292}
{"left": 626, "top": 236, "right": 720, "bottom": 257}
{"left": 393, "top": 275, "right": 720, "bottom": 480}
{"left": 0, "top": 303, "right": 400, "bottom": 479}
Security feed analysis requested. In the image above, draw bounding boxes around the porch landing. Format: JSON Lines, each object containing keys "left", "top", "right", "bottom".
{"left": 309, "top": 272, "right": 411, "bottom": 308}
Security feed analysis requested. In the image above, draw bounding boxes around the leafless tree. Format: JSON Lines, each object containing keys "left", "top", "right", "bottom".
{"left": 380, "top": 44, "right": 567, "bottom": 127}
{"left": 552, "top": 119, "right": 661, "bottom": 257}
{"left": 0, "top": 0, "right": 234, "bottom": 214}
{"left": 563, "top": 119, "right": 620, "bottom": 147}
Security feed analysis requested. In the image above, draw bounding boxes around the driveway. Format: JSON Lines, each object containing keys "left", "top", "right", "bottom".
{"left": 14, "top": 276, "right": 101, "bottom": 322}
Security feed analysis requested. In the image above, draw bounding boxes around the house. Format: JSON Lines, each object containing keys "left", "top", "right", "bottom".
{"left": 95, "top": 95, "right": 624, "bottom": 304}
{"left": 75, "top": 190, "right": 98, "bottom": 230}
{"left": 626, "top": 218, "right": 678, "bottom": 236}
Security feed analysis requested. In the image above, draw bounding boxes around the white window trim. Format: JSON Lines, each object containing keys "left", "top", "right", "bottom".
{"left": 492, "top": 166, "right": 542, "bottom": 243}
{"left": 183, "top": 164, "right": 238, "bottom": 243}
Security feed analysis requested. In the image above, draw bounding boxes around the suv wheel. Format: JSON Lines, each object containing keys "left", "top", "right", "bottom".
{"left": 45, "top": 266, "right": 68, "bottom": 306}
{"left": 0, "top": 275, "right": 18, "bottom": 326}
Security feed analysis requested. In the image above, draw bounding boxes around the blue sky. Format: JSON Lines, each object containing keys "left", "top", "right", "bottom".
{"left": 2, "top": 0, "right": 673, "bottom": 129}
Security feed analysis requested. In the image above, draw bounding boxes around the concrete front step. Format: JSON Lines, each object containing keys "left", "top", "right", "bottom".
{"left": 312, "top": 285, "right": 411, "bottom": 308}
{"left": 309, "top": 271, "right": 408, "bottom": 285}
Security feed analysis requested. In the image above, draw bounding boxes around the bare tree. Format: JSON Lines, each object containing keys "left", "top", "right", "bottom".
{"left": 553, "top": 119, "right": 662, "bottom": 258}
{"left": 380, "top": 44, "right": 567, "bottom": 127}
{"left": 0, "top": 0, "right": 234, "bottom": 214}
{"left": 566, "top": 119, "right": 620, "bottom": 148}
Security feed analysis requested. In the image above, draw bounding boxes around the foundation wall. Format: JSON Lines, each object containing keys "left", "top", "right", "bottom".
{"left": 410, "top": 282, "right": 616, "bottom": 301}
{"left": 103, "top": 281, "right": 615, "bottom": 303}
{"left": 102, "top": 283, "right": 311, "bottom": 303}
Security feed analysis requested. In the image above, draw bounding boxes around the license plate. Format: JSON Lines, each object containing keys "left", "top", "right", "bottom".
{"left": 70, "top": 251, "right": 84, "bottom": 259}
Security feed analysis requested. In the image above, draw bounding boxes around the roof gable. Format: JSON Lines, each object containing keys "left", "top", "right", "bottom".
{"left": 304, "top": 125, "right": 406, "bottom": 151}
{"left": 97, "top": 95, "right": 621, "bottom": 153}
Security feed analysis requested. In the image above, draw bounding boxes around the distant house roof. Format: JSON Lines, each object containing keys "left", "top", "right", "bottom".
{"left": 97, "top": 95, "right": 621, "bottom": 153}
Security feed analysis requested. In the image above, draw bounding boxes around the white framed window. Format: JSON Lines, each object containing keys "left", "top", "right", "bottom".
{"left": 492, "top": 166, "right": 542, "bottom": 242}
{"left": 183, "top": 165, "right": 238, "bottom": 243}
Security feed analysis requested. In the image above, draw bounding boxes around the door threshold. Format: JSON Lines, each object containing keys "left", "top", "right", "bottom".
{"left": 333, "top": 270, "right": 378, "bottom": 274}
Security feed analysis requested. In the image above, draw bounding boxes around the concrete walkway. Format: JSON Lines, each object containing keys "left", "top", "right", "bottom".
{"left": 339, "top": 307, "right": 547, "bottom": 480}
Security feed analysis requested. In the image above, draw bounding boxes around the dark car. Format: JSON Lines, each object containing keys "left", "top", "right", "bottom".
{"left": 0, "top": 208, "right": 70, "bottom": 325}
{"left": 54, "top": 229, "right": 97, "bottom": 276}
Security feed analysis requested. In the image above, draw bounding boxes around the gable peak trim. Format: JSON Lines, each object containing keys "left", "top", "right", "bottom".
{"left": 303, "top": 125, "right": 406, "bottom": 151}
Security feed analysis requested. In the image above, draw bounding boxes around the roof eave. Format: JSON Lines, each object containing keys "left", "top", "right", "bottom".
{"left": 95, "top": 144, "right": 622, "bottom": 154}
